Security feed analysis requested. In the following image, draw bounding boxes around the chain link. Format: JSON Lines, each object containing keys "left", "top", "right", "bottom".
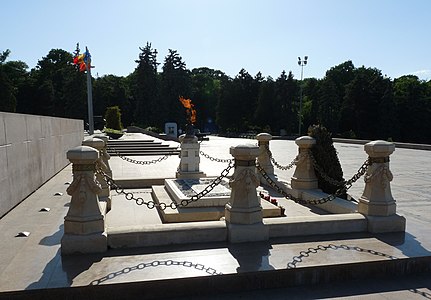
{"left": 90, "top": 259, "right": 222, "bottom": 285}
{"left": 96, "top": 161, "right": 234, "bottom": 210}
{"left": 265, "top": 144, "right": 297, "bottom": 170}
{"left": 199, "top": 150, "right": 234, "bottom": 163}
{"left": 309, "top": 151, "right": 347, "bottom": 186}
{"left": 286, "top": 244, "right": 397, "bottom": 269}
{"left": 256, "top": 158, "right": 370, "bottom": 205}
{"left": 107, "top": 145, "right": 178, "bottom": 165}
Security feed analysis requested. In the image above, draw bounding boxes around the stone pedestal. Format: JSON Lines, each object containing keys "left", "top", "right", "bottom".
{"left": 225, "top": 144, "right": 268, "bottom": 243}
{"left": 291, "top": 136, "right": 318, "bottom": 190}
{"left": 83, "top": 137, "right": 111, "bottom": 211}
{"left": 256, "top": 133, "right": 275, "bottom": 183}
{"left": 358, "top": 140, "right": 405, "bottom": 232}
{"left": 61, "top": 146, "right": 107, "bottom": 255}
{"left": 176, "top": 134, "right": 206, "bottom": 179}
{"left": 94, "top": 135, "right": 112, "bottom": 178}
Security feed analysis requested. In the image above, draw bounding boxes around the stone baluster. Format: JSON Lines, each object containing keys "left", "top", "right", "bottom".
{"left": 61, "top": 146, "right": 107, "bottom": 254}
{"left": 256, "top": 133, "right": 275, "bottom": 182}
{"left": 225, "top": 144, "right": 269, "bottom": 243}
{"left": 291, "top": 136, "right": 318, "bottom": 190}
{"left": 358, "top": 140, "right": 405, "bottom": 232}
{"left": 82, "top": 137, "right": 111, "bottom": 212}
{"left": 94, "top": 135, "right": 112, "bottom": 178}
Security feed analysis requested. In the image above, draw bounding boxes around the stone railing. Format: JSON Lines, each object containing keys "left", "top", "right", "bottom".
{"left": 257, "top": 133, "right": 405, "bottom": 233}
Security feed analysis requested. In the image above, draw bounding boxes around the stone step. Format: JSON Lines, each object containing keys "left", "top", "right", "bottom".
{"left": 107, "top": 139, "right": 179, "bottom": 156}
{"left": 107, "top": 139, "right": 155, "bottom": 144}
{"left": 108, "top": 142, "right": 164, "bottom": 147}
{"left": 108, "top": 150, "right": 180, "bottom": 156}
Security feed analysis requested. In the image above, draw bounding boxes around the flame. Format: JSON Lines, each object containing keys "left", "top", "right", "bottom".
{"left": 179, "top": 96, "right": 196, "bottom": 124}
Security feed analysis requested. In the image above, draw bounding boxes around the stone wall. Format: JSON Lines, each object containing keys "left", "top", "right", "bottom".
{"left": 0, "top": 112, "right": 84, "bottom": 217}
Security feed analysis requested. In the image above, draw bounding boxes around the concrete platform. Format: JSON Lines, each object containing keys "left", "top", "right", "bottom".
{"left": 0, "top": 132, "right": 430, "bottom": 299}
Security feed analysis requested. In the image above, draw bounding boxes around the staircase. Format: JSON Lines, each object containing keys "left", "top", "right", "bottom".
{"left": 107, "top": 139, "right": 180, "bottom": 156}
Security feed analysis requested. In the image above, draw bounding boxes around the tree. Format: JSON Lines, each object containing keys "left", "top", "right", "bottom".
{"left": 29, "top": 49, "right": 86, "bottom": 118}
{"left": 191, "top": 67, "right": 226, "bottom": 132}
{"left": 94, "top": 75, "right": 132, "bottom": 126}
{"left": 160, "top": 49, "right": 191, "bottom": 129}
{"left": 132, "top": 42, "right": 159, "bottom": 127}
{"left": 393, "top": 75, "right": 431, "bottom": 143}
{"left": 0, "top": 49, "right": 28, "bottom": 112}
{"left": 274, "top": 71, "right": 297, "bottom": 134}
{"left": 319, "top": 61, "right": 356, "bottom": 134}
{"left": 0, "top": 68, "right": 16, "bottom": 112}
{"left": 342, "top": 67, "right": 388, "bottom": 139}
{"left": 254, "top": 76, "right": 275, "bottom": 132}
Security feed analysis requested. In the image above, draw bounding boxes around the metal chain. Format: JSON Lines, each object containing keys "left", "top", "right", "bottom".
{"left": 309, "top": 151, "right": 347, "bottom": 186}
{"left": 90, "top": 259, "right": 222, "bottom": 285}
{"left": 265, "top": 144, "right": 297, "bottom": 170}
{"left": 199, "top": 150, "right": 234, "bottom": 163}
{"left": 286, "top": 244, "right": 397, "bottom": 269}
{"left": 107, "top": 145, "right": 177, "bottom": 165}
{"left": 256, "top": 158, "right": 370, "bottom": 205}
{"left": 256, "top": 162, "right": 309, "bottom": 205}
{"left": 179, "top": 161, "right": 235, "bottom": 207}
{"left": 96, "top": 161, "right": 234, "bottom": 210}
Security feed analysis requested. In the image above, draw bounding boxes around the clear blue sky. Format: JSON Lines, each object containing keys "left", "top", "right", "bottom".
{"left": 2, "top": 0, "right": 430, "bottom": 80}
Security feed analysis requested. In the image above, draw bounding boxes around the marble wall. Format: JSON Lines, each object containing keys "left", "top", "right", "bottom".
{"left": 0, "top": 112, "right": 83, "bottom": 217}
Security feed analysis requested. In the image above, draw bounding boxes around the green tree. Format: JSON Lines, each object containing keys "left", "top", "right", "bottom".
{"left": 190, "top": 67, "right": 226, "bottom": 132}
{"left": 342, "top": 67, "right": 388, "bottom": 139}
{"left": 94, "top": 75, "right": 132, "bottom": 126}
{"left": 132, "top": 42, "right": 159, "bottom": 127}
{"left": 0, "top": 49, "right": 29, "bottom": 112}
{"left": 274, "top": 71, "right": 297, "bottom": 134}
{"left": 320, "top": 61, "right": 356, "bottom": 134}
{"left": 30, "top": 49, "right": 86, "bottom": 118}
{"left": 161, "top": 49, "right": 191, "bottom": 129}
{"left": 393, "top": 75, "right": 431, "bottom": 143}
{"left": 254, "top": 76, "right": 275, "bottom": 132}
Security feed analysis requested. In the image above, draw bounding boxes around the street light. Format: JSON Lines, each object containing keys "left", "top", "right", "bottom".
{"left": 298, "top": 55, "right": 308, "bottom": 136}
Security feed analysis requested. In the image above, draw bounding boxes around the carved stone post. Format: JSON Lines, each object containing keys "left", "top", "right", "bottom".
{"left": 358, "top": 140, "right": 405, "bottom": 232}
{"left": 291, "top": 136, "right": 318, "bottom": 190}
{"left": 225, "top": 144, "right": 268, "bottom": 243}
{"left": 176, "top": 130, "right": 206, "bottom": 179}
{"left": 94, "top": 135, "right": 112, "bottom": 177}
{"left": 256, "top": 133, "right": 275, "bottom": 182}
{"left": 82, "top": 137, "right": 111, "bottom": 212}
{"left": 61, "top": 146, "right": 107, "bottom": 254}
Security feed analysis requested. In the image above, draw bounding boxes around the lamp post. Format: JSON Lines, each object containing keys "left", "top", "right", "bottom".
{"left": 298, "top": 56, "right": 308, "bottom": 136}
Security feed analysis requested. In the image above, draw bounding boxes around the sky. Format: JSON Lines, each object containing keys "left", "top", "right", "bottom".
{"left": 2, "top": 0, "right": 430, "bottom": 81}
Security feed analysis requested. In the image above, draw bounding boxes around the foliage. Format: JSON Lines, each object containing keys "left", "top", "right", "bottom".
{"left": 1, "top": 46, "right": 431, "bottom": 144}
{"left": 308, "top": 124, "right": 346, "bottom": 197}
{"left": 105, "top": 106, "right": 123, "bottom": 130}
{"left": 132, "top": 42, "right": 159, "bottom": 127}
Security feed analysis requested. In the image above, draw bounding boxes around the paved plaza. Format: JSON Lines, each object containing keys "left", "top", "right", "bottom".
{"left": 0, "top": 133, "right": 430, "bottom": 299}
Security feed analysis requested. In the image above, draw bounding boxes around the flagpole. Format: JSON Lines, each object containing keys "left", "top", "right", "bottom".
{"left": 86, "top": 47, "right": 94, "bottom": 135}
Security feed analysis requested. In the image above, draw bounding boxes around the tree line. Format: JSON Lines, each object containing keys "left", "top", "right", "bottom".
{"left": 1, "top": 43, "right": 430, "bottom": 143}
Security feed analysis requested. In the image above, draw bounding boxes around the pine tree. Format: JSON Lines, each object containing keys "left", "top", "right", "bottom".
{"left": 133, "top": 42, "right": 159, "bottom": 127}
{"left": 161, "top": 49, "right": 191, "bottom": 130}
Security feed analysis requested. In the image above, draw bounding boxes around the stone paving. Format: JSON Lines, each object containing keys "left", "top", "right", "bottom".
{"left": 0, "top": 133, "right": 430, "bottom": 299}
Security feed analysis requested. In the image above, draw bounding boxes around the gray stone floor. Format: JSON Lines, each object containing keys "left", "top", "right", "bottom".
{"left": 0, "top": 133, "right": 430, "bottom": 299}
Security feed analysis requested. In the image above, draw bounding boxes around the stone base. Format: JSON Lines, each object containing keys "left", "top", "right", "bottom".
{"left": 226, "top": 222, "right": 269, "bottom": 243}
{"left": 176, "top": 171, "right": 206, "bottom": 179}
{"left": 366, "top": 214, "right": 406, "bottom": 233}
{"left": 165, "top": 178, "right": 230, "bottom": 208}
{"left": 225, "top": 203, "right": 263, "bottom": 224}
{"left": 358, "top": 199, "right": 397, "bottom": 216}
{"left": 61, "top": 231, "right": 107, "bottom": 255}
